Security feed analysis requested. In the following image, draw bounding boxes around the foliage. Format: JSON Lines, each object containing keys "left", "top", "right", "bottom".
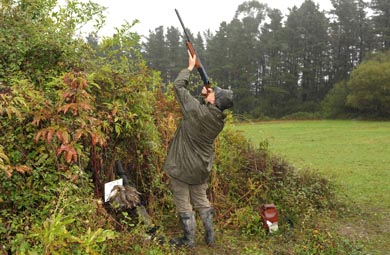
{"left": 234, "top": 120, "right": 390, "bottom": 254}
{"left": 321, "top": 80, "right": 353, "bottom": 118}
{"left": 0, "top": 0, "right": 106, "bottom": 85}
{"left": 140, "top": 0, "right": 355, "bottom": 118}
{"left": 209, "top": 125, "right": 358, "bottom": 254}
{"left": 141, "top": 0, "right": 389, "bottom": 120}
{"left": 329, "top": 0, "right": 373, "bottom": 82}
{"left": 1, "top": 163, "right": 106, "bottom": 253}
{"left": 321, "top": 51, "right": 390, "bottom": 119}
{"left": 346, "top": 52, "right": 390, "bottom": 117}
{"left": 371, "top": 0, "right": 390, "bottom": 50}
{"left": 21, "top": 183, "right": 116, "bottom": 255}
{"left": 215, "top": 123, "right": 338, "bottom": 215}
{"left": 0, "top": 0, "right": 165, "bottom": 253}
{"left": 0, "top": 0, "right": 370, "bottom": 254}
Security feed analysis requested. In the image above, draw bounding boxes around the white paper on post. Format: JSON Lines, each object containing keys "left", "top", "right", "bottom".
{"left": 104, "top": 178, "right": 123, "bottom": 202}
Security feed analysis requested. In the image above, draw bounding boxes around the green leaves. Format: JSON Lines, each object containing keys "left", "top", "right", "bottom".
{"left": 0, "top": 0, "right": 105, "bottom": 84}
{"left": 30, "top": 213, "right": 75, "bottom": 254}
{"left": 29, "top": 206, "right": 116, "bottom": 254}
{"left": 0, "top": 1, "right": 163, "bottom": 254}
{"left": 77, "top": 228, "right": 117, "bottom": 254}
{"left": 347, "top": 52, "right": 390, "bottom": 116}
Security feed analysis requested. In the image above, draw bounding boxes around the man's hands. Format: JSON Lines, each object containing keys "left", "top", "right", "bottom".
{"left": 201, "top": 86, "right": 211, "bottom": 96}
{"left": 187, "top": 50, "right": 196, "bottom": 71}
{"left": 185, "top": 50, "right": 214, "bottom": 103}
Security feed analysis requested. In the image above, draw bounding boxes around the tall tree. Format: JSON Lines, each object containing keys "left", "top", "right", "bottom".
{"left": 225, "top": 18, "right": 257, "bottom": 114}
{"left": 284, "top": 0, "right": 330, "bottom": 106}
{"left": 356, "top": 0, "right": 374, "bottom": 62}
{"left": 258, "top": 8, "right": 290, "bottom": 117}
{"left": 259, "top": 8, "right": 285, "bottom": 92}
{"left": 165, "top": 26, "right": 184, "bottom": 83}
{"left": 371, "top": 0, "right": 390, "bottom": 50}
{"left": 206, "top": 22, "right": 230, "bottom": 87}
{"left": 329, "top": 0, "right": 372, "bottom": 83}
{"left": 224, "top": 0, "right": 268, "bottom": 114}
{"left": 143, "top": 26, "right": 168, "bottom": 79}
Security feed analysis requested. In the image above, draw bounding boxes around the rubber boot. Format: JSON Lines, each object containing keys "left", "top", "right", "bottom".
{"left": 200, "top": 208, "right": 215, "bottom": 246}
{"left": 169, "top": 211, "right": 196, "bottom": 247}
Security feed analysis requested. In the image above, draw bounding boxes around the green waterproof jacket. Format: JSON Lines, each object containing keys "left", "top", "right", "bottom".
{"left": 163, "top": 69, "right": 226, "bottom": 185}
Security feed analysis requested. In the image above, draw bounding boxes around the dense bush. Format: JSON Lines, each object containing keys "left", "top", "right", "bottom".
{"left": 346, "top": 52, "right": 390, "bottom": 117}
{"left": 321, "top": 80, "right": 352, "bottom": 118}
{"left": 321, "top": 51, "right": 390, "bottom": 119}
{"left": 213, "top": 127, "right": 339, "bottom": 225}
{"left": 0, "top": 1, "right": 166, "bottom": 253}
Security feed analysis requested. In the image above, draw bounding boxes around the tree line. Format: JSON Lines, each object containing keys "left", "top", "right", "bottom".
{"left": 140, "top": 0, "right": 390, "bottom": 119}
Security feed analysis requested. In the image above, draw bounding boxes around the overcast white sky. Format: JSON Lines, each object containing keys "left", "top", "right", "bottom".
{"left": 89, "top": 0, "right": 332, "bottom": 38}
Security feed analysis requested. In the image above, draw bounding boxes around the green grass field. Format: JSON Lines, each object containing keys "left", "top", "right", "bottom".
{"left": 232, "top": 120, "right": 390, "bottom": 254}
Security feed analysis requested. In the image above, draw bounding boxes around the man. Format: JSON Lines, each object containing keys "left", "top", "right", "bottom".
{"left": 164, "top": 51, "right": 233, "bottom": 247}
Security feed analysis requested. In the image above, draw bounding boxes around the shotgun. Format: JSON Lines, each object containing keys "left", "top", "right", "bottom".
{"left": 175, "top": 9, "right": 210, "bottom": 91}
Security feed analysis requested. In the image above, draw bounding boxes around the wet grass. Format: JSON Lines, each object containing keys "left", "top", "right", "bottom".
{"left": 233, "top": 120, "right": 390, "bottom": 255}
